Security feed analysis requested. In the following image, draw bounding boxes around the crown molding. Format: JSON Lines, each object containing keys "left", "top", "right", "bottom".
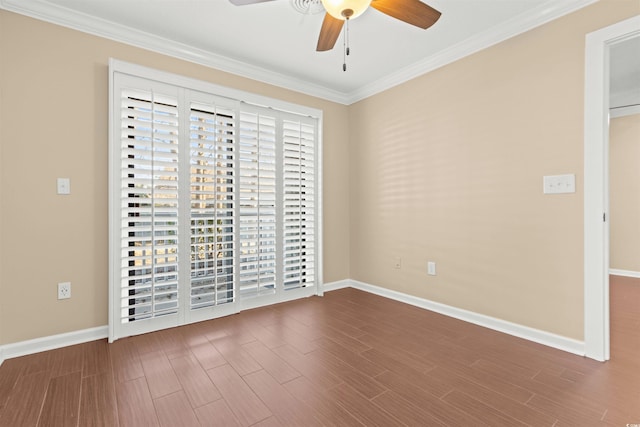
{"left": 0, "top": 0, "right": 351, "bottom": 104}
{"left": 346, "top": 0, "right": 599, "bottom": 104}
{"left": 1, "top": 0, "right": 596, "bottom": 105}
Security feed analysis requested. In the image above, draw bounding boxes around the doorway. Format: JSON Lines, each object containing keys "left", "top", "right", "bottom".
{"left": 584, "top": 14, "right": 640, "bottom": 361}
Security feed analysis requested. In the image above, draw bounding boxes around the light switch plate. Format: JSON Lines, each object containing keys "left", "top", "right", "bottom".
{"left": 543, "top": 174, "right": 575, "bottom": 194}
{"left": 427, "top": 261, "right": 436, "bottom": 276}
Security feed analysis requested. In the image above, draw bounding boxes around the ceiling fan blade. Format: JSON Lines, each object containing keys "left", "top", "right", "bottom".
{"left": 371, "top": 0, "right": 441, "bottom": 29}
{"left": 229, "top": 0, "right": 276, "bottom": 5}
{"left": 316, "top": 13, "right": 344, "bottom": 52}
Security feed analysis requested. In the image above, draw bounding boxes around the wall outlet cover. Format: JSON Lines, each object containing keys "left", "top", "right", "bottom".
{"left": 58, "top": 282, "right": 71, "bottom": 299}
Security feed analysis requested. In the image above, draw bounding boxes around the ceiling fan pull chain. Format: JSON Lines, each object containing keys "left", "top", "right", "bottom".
{"left": 346, "top": 18, "right": 350, "bottom": 56}
{"left": 343, "top": 17, "right": 350, "bottom": 72}
{"left": 342, "top": 18, "right": 347, "bottom": 71}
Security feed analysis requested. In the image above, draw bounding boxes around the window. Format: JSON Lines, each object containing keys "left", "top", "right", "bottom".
{"left": 109, "top": 60, "right": 322, "bottom": 341}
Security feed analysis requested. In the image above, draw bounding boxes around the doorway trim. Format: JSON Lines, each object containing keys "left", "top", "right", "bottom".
{"left": 584, "top": 14, "right": 640, "bottom": 361}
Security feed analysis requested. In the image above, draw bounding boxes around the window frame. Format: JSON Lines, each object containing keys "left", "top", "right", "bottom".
{"left": 108, "top": 59, "right": 323, "bottom": 342}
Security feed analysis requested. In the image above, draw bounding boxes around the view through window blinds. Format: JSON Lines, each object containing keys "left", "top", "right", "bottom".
{"left": 189, "top": 100, "right": 236, "bottom": 310}
{"left": 120, "top": 87, "right": 181, "bottom": 323}
{"left": 110, "top": 62, "right": 321, "bottom": 341}
{"left": 283, "top": 119, "right": 316, "bottom": 291}
{"left": 239, "top": 110, "right": 277, "bottom": 298}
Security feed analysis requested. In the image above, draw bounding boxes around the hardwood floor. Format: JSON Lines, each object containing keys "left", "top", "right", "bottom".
{"left": 0, "top": 276, "right": 638, "bottom": 426}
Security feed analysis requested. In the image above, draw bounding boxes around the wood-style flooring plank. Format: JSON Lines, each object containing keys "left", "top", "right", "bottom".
{"left": 373, "top": 369, "right": 490, "bottom": 426}
{"left": 250, "top": 416, "right": 283, "bottom": 427}
{"left": 130, "top": 332, "right": 165, "bottom": 356}
{"left": 154, "top": 328, "right": 189, "bottom": 361}
{"left": 241, "top": 340, "right": 301, "bottom": 384}
{"left": 370, "top": 390, "right": 447, "bottom": 427}
{"left": 169, "top": 353, "right": 221, "bottom": 408}
{"left": 216, "top": 318, "right": 258, "bottom": 346}
{"left": 526, "top": 393, "right": 608, "bottom": 425}
{"left": 243, "top": 369, "right": 323, "bottom": 426}
{"left": 37, "top": 371, "right": 82, "bottom": 427}
{"left": 264, "top": 323, "right": 319, "bottom": 354}
{"left": 19, "top": 351, "right": 53, "bottom": 377}
{"left": 441, "top": 389, "right": 528, "bottom": 427}
{"left": 109, "top": 338, "right": 144, "bottom": 384}
{"left": 237, "top": 320, "right": 287, "bottom": 349}
{"left": 138, "top": 351, "right": 181, "bottom": 399}
{"left": 48, "top": 344, "right": 84, "bottom": 379}
{"left": 281, "top": 376, "right": 364, "bottom": 426}
{"left": 313, "top": 336, "right": 387, "bottom": 378}
{"left": 429, "top": 356, "right": 535, "bottom": 403}
{"left": 206, "top": 364, "right": 271, "bottom": 427}
{"left": 271, "top": 344, "right": 343, "bottom": 391}
{"left": 193, "top": 399, "right": 241, "bottom": 427}
{"left": 115, "top": 377, "right": 159, "bottom": 427}
{"left": 425, "top": 366, "right": 558, "bottom": 426}
{"left": 210, "top": 336, "right": 262, "bottom": 377}
{"left": 0, "top": 358, "right": 24, "bottom": 411}
{"left": 153, "top": 391, "right": 199, "bottom": 427}
{"left": 305, "top": 348, "right": 386, "bottom": 399}
{"left": 0, "top": 371, "right": 50, "bottom": 426}
{"left": 82, "top": 340, "right": 111, "bottom": 378}
{"left": 79, "top": 372, "right": 119, "bottom": 427}
{"left": 188, "top": 341, "right": 226, "bottom": 371}
{"left": 360, "top": 347, "right": 433, "bottom": 381}
{"left": 330, "top": 382, "right": 405, "bottom": 427}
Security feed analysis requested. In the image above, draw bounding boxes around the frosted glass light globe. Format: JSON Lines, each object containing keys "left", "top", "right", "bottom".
{"left": 321, "top": 0, "right": 372, "bottom": 20}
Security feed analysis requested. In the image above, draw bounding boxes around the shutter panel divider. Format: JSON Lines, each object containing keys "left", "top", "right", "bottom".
{"left": 178, "top": 88, "right": 192, "bottom": 325}
{"left": 275, "top": 112, "right": 285, "bottom": 295}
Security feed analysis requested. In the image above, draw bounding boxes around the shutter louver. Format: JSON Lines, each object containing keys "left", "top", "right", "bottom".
{"left": 282, "top": 119, "right": 316, "bottom": 291}
{"left": 119, "top": 88, "right": 180, "bottom": 323}
{"left": 239, "top": 112, "right": 277, "bottom": 297}
{"left": 189, "top": 102, "right": 236, "bottom": 309}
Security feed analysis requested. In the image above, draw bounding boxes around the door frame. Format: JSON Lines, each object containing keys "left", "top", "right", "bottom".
{"left": 584, "top": 14, "right": 640, "bottom": 361}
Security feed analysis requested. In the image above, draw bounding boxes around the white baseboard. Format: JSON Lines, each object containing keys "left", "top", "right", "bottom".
{"left": 609, "top": 269, "right": 640, "bottom": 279}
{"left": 0, "top": 326, "right": 108, "bottom": 366}
{"left": 338, "top": 279, "right": 585, "bottom": 357}
{"left": 323, "top": 279, "right": 352, "bottom": 292}
{"left": 0, "top": 279, "right": 349, "bottom": 366}
{"left": 1, "top": 277, "right": 588, "bottom": 365}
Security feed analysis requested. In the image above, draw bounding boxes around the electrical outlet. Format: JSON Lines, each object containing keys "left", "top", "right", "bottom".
{"left": 394, "top": 257, "right": 402, "bottom": 269}
{"left": 58, "top": 282, "right": 71, "bottom": 299}
{"left": 57, "top": 178, "right": 71, "bottom": 195}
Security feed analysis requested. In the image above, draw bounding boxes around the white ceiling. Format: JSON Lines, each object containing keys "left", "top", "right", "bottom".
{"left": 3, "top": 0, "right": 635, "bottom": 105}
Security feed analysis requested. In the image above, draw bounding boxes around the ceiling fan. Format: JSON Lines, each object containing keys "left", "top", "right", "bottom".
{"left": 229, "top": 0, "right": 442, "bottom": 52}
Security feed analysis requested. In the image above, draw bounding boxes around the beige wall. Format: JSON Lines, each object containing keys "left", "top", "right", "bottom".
{"left": 610, "top": 113, "right": 640, "bottom": 272}
{"left": 1, "top": 1, "right": 639, "bottom": 347}
{"left": 0, "top": 10, "right": 350, "bottom": 345}
{"left": 349, "top": 0, "right": 640, "bottom": 340}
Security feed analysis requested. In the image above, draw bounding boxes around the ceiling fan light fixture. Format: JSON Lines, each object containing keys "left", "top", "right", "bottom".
{"left": 320, "top": 0, "right": 372, "bottom": 20}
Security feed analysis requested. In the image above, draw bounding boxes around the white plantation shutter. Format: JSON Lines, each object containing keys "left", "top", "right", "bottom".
{"left": 189, "top": 99, "right": 237, "bottom": 310}
{"left": 238, "top": 110, "right": 278, "bottom": 298}
{"left": 282, "top": 117, "right": 316, "bottom": 291}
{"left": 117, "top": 84, "right": 181, "bottom": 332}
{"left": 110, "top": 61, "right": 321, "bottom": 341}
